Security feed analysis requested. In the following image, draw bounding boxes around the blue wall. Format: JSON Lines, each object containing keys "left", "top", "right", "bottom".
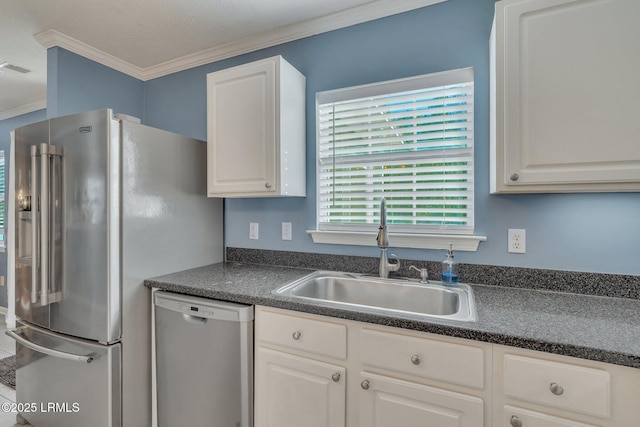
{"left": 142, "top": 0, "right": 640, "bottom": 275}
{"left": 2, "top": 0, "right": 639, "bottom": 280}
{"left": 47, "top": 47, "right": 145, "bottom": 119}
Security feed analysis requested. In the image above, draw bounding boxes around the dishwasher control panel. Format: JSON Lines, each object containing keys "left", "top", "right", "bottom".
{"left": 153, "top": 290, "right": 253, "bottom": 322}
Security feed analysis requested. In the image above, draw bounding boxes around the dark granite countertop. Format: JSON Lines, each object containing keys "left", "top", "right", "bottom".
{"left": 144, "top": 261, "right": 640, "bottom": 369}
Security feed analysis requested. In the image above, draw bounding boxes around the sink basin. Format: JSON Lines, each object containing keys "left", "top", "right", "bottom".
{"left": 273, "top": 271, "right": 477, "bottom": 322}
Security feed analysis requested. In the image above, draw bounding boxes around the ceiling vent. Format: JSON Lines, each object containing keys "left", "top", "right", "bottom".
{"left": 0, "top": 62, "right": 31, "bottom": 74}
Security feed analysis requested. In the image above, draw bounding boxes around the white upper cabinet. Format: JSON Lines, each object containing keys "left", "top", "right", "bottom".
{"left": 490, "top": 0, "right": 640, "bottom": 193}
{"left": 206, "top": 56, "right": 306, "bottom": 197}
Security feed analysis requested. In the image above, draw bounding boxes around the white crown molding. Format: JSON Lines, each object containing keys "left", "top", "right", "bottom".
{"left": 0, "top": 98, "right": 47, "bottom": 121}
{"left": 35, "top": 30, "right": 147, "bottom": 79}
{"left": 35, "top": 0, "right": 447, "bottom": 81}
{"left": 144, "top": 0, "right": 447, "bottom": 80}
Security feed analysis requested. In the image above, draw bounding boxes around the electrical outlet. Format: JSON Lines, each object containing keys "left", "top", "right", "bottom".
{"left": 249, "top": 222, "right": 259, "bottom": 240}
{"left": 282, "top": 222, "right": 292, "bottom": 240}
{"left": 508, "top": 228, "right": 526, "bottom": 254}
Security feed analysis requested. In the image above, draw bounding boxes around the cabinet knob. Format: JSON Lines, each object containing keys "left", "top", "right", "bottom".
{"left": 510, "top": 173, "right": 519, "bottom": 181}
{"left": 410, "top": 354, "right": 421, "bottom": 365}
{"left": 332, "top": 372, "right": 341, "bottom": 383}
{"left": 292, "top": 331, "right": 301, "bottom": 340}
{"left": 360, "top": 379, "right": 370, "bottom": 390}
{"left": 265, "top": 182, "right": 272, "bottom": 189}
{"left": 550, "top": 382, "right": 564, "bottom": 396}
{"left": 510, "top": 415, "right": 523, "bottom": 427}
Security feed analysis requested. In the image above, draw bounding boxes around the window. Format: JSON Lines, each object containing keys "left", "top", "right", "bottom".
{"left": 0, "top": 150, "right": 4, "bottom": 248}
{"left": 311, "top": 68, "right": 484, "bottom": 250}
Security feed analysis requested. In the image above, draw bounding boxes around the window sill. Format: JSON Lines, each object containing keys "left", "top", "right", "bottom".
{"left": 307, "top": 230, "right": 486, "bottom": 251}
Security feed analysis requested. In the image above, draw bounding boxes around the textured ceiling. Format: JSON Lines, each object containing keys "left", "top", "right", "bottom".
{"left": 0, "top": 0, "right": 444, "bottom": 118}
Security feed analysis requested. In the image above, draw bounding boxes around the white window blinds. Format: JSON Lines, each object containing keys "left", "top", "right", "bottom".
{"left": 316, "top": 68, "right": 474, "bottom": 235}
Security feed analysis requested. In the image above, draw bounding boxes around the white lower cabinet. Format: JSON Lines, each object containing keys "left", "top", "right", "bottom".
{"left": 255, "top": 306, "right": 640, "bottom": 427}
{"left": 255, "top": 347, "right": 345, "bottom": 427}
{"left": 254, "top": 306, "right": 491, "bottom": 426}
{"left": 359, "top": 372, "right": 484, "bottom": 427}
{"left": 360, "top": 328, "right": 486, "bottom": 390}
{"left": 503, "top": 354, "right": 610, "bottom": 418}
{"left": 494, "top": 345, "right": 640, "bottom": 427}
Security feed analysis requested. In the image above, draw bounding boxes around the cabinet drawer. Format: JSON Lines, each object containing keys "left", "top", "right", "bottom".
{"left": 503, "top": 405, "right": 598, "bottom": 427}
{"left": 257, "top": 310, "right": 347, "bottom": 360}
{"left": 360, "top": 328, "right": 485, "bottom": 389}
{"left": 503, "top": 354, "right": 610, "bottom": 418}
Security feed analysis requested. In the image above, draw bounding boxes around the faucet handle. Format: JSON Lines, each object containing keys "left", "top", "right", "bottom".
{"left": 409, "top": 265, "right": 429, "bottom": 283}
{"left": 389, "top": 254, "right": 400, "bottom": 271}
{"left": 376, "top": 226, "right": 389, "bottom": 248}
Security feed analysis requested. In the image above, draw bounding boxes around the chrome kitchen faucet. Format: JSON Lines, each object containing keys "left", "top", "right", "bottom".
{"left": 376, "top": 198, "right": 400, "bottom": 278}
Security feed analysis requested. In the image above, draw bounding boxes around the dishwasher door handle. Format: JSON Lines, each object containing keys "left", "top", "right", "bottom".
{"left": 182, "top": 313, "right": 208, "bottom": 325}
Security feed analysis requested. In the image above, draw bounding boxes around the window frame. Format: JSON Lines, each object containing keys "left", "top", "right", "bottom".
{"left": 308, "top": 68, "right": 486, "bottom": 251}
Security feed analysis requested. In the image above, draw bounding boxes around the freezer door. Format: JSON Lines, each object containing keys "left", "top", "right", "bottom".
{"left": 11, "top": 321, "right": 121, "bottom": 427}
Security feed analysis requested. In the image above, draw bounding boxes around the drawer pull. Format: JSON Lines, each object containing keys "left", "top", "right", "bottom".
{"left": 510, "top": 415, "right": 523, "bottom": 427}
{"left": 361, "top": 379, "right": 370, "bottom": 390}
{"left": 550, "top": 382, "right": 564, "bottom": 396}
{"left": 332, "top": 372, "right": 341, "bottom": 383}
{"left": 410, "top": 354, "right": 421, "bottom": 365}
{"left": 292, "top": 331, "right": 301, "bottom": 340}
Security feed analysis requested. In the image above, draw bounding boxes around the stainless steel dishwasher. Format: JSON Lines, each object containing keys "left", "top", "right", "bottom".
{"left": 154, "top": 291, "right": 253, "bottom": 427}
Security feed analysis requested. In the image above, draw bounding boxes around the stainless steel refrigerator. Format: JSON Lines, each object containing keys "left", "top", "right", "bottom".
{"left": 7, "top": 109, "right": 223, "bottom": 427}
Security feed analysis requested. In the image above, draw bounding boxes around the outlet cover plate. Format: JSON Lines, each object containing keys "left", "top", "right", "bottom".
{"left": 508, "top": 228, "right": 526, "bottom": 253}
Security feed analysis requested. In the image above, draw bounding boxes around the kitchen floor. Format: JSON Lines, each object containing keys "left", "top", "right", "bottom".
{"left": 0, "top": 315, "right": 25, "bottom": 427}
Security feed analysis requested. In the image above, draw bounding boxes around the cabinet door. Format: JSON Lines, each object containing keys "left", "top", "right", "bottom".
{"left": 207, "top": 58, "right": 277, "bottom": 196}
{"left": 490, "top": 0, "right": 640, "bottom": 193}
{"left": 255, "top": 347, "right": 346, "bottom": 427}
{"left": 359, "top": 372, "right": 484, "bottom": 427}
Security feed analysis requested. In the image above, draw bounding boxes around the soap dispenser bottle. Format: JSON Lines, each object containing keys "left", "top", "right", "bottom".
{"left": 441, "top": 244, "right": 459, "bottom": 285}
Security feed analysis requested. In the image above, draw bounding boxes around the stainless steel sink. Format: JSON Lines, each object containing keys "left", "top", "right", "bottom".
{"left": 273, "top": 271, "right": 477, "bottom": 322}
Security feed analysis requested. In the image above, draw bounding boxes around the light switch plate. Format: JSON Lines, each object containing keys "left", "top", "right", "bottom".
{"left": 250, "top": 222, "right": 259, "bottom": 240}
{"left": 282, "top": 222, "right": 292, "bottom": 240}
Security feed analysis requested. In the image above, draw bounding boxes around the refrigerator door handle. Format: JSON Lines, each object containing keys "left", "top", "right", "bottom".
{"left": 5, "top": 328, "right": 97, "bottom": 364}
{"left": 40, "top": 144, "right": 50, "bottom": 306}
{"left": 30, "top": 145, "right": 40, "bottom": 305}
{"left": 30, "top": 143, "right": 64, "bottom": 307}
